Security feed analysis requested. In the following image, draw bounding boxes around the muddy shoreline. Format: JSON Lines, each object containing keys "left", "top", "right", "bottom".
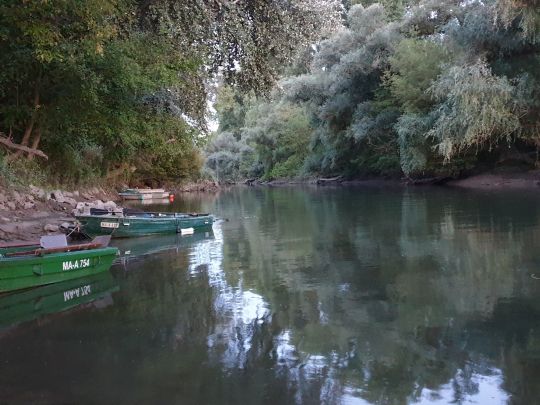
{"left": 250, "top": 170, "right": 540, "bottom": 190}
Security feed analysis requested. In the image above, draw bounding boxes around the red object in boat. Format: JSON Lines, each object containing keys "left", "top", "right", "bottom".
{"left": 169, "top": 193, "right": 175, "bottom": 202}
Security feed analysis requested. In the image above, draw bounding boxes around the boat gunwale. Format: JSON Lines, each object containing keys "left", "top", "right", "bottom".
{"left": 76, "top": 212, "right": 212, "bottom": 220}
{"left": 0, "top": 246, "right": 118, "bottom": 264}
{"left": 0, "top": 241, "right": 40, "bottom": 249}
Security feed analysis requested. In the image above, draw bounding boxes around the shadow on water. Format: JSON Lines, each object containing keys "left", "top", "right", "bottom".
{"left": 0, "top": 186, "right": 540, "bottom": 404}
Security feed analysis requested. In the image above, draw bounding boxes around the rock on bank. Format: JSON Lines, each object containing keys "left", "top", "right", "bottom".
{"left": 0, "top": 185, "right": 118, "bottom": 242}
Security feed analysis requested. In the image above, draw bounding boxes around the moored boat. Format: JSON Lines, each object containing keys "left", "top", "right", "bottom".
{"left": 76, "top": 208, "right": 213, "bottom": 238}
{"left": 0, "top": 236, "right": 118, "bottom": 293}
{"left": 118, "top": 188, "right": 172, "bottom": 201}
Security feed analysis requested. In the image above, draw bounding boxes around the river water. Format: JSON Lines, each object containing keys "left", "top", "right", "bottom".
{"left": 1, "top": 186, "right": 540, "bottom": 404}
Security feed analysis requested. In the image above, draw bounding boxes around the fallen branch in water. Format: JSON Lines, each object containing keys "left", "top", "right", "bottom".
{"left": 0, "top": 133, "right": 48, "bottom": 160}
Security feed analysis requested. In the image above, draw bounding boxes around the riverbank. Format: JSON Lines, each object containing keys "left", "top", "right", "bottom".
{"left": 446, "top": 170, "right": 540, "bottom": 189}
{"left": 2, "top": 171, "right": 540, "bottom": 242}
{"left": 251, "top": 169, "right": 540, "bottom": 190}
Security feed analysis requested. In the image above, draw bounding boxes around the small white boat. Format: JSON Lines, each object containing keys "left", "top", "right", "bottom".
{"left": 118, "top": 188, "right": 172, "bottom": 201}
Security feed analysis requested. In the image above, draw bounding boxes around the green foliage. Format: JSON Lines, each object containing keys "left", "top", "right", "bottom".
{"left": 395, "top": 113, "right": 436, "bottom": 176}
{"left": 205, "top": 132, "right": 258, "bottom": 182}
{"left": 0, "top": 0, "right": 204, "bottom": 185}
{"left": 387, "top": 39, "right": 449, "bottom": 113}
{"left": 428, "top": 61, "right": 522, "bottom": 161}
{"left": 207, "top": 0, "right": 540, "bottom": 181}
{"left": 0, "top": 0, "right": 338, "bottom": 186}
{"left": 245, "top": 102, "right": 313, "bottom": 180}
{"left": 214, "top": 87, "right": 256, "bottom": 136}
{"left": 0, "top": 154, "right": 48, "bottom": 187}
{"left": 138, "top": 0, "right": 343, "bottom": 94}
{"left": 205, "top": 98, "right": 313, "bottom": 182}
{"left": 497, "top": 0, "right": 540, "bottom": 42}
{"left": 351, "top": 0, "right": 413, "bottom": 20}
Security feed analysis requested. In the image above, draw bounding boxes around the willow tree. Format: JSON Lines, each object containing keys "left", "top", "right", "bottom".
{"left": 209, "top": 0, "right": 540, "bottom": 180}
{"left": 428, "top": 61, "right": 522, "bottom": 161}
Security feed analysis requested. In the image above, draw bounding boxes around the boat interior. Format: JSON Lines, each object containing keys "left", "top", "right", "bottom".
{"left": 0, "top": 235, "right": 111, "bottom": 257}
{"left": 87, "top": 208, "right": 210, "bottom": 218}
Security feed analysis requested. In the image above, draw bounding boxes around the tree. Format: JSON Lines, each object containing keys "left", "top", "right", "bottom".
{"left": 209, "top": 0, "right": 540, "bottom": 181}
{"left": 0, "top": 0, "right": 341, "bottom": 184}
{"left": 136, "top": 0, "right": 343, "bottom": 93}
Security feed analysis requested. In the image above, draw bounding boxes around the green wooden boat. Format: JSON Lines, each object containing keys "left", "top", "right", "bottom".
{"left": 76, "top": 209, "right": 213, "bottom": 238}
{"left": 0, "top": 236, "right": 118, "bottom": 293}
{"left": 0, "top": 271, "right": 118, "bottom": 330}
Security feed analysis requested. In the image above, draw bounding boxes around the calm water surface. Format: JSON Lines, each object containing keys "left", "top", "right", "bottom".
{"left": 1, "top": 186, "right": 540, "bottom": 404}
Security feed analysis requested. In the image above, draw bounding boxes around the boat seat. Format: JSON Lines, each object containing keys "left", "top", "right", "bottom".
{"left": 90, "top": 208, "right": 111, "bottom": 216}
{"left": 40, "top": 234, "right": 68, "bottom": 249}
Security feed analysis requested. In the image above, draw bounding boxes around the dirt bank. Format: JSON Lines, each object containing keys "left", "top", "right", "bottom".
{"left": 447, "top": 170, "right": 540, "bottom": 190}
{"left": 257, "top": 171, "right": 540, "bottom": 190}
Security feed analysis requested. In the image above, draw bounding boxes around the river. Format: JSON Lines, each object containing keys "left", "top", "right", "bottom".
{"left": 1, "top": 186, "right": 539, "bottom": 404}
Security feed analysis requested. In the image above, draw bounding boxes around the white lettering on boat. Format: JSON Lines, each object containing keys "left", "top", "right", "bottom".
{"left": 100, "top": 221, "right": 119, "bottom": 229}
{"left": 62, "top": 258, "right": 91, "bottom": 271}
{"left": 63, "top": 284, "right": 92, "bottom": 302}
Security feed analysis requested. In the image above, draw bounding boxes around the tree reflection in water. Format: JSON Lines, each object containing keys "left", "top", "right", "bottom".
{"left": 193, "top": 187, "right": 540, "bottom": 404}
{"left": 0, "top": 187, "right": 539, "bottom": 404}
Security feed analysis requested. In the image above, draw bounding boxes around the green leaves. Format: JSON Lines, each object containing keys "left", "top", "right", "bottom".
{"left": 209, "top": 0, "right": 540, "bottom": 181}
{"left": 0, "top": 0, "right": 210, "bottom": 184}
{"left": 428, "top": 61, "right": 522, "bottom": 161}
{"left": 386, "top": 38, "right": 449, "bottom": 113}
{"left": 205, "top": 89, "right": 313, "bottom": 182}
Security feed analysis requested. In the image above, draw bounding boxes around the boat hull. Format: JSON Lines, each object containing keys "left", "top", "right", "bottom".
{"left": 119, "top": 189, "right": 170, "bottom": 200}
{"left": 0, "top": 247, "right": 118, "bottom": 293}
{"left": 119, "top": 193, "right": 170, "bottom": 200}
{"left": 76, "top": 214, "right": 213, "bottom": 238}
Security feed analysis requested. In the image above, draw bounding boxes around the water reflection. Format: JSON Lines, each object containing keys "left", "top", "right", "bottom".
{"left": 0, "top": 186, "right": 539, "bottom": 404}
{"left": 112, "top": 231, "right": 215, "bottom": 265}
{"left": 189, "top": 225, "right": 271, "bottom": 370}
{"left": 207, "top": 187, "right": 540, "bottom": 404}
{"left": 0, "top": 271, "right": 118, "bottom": 334}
